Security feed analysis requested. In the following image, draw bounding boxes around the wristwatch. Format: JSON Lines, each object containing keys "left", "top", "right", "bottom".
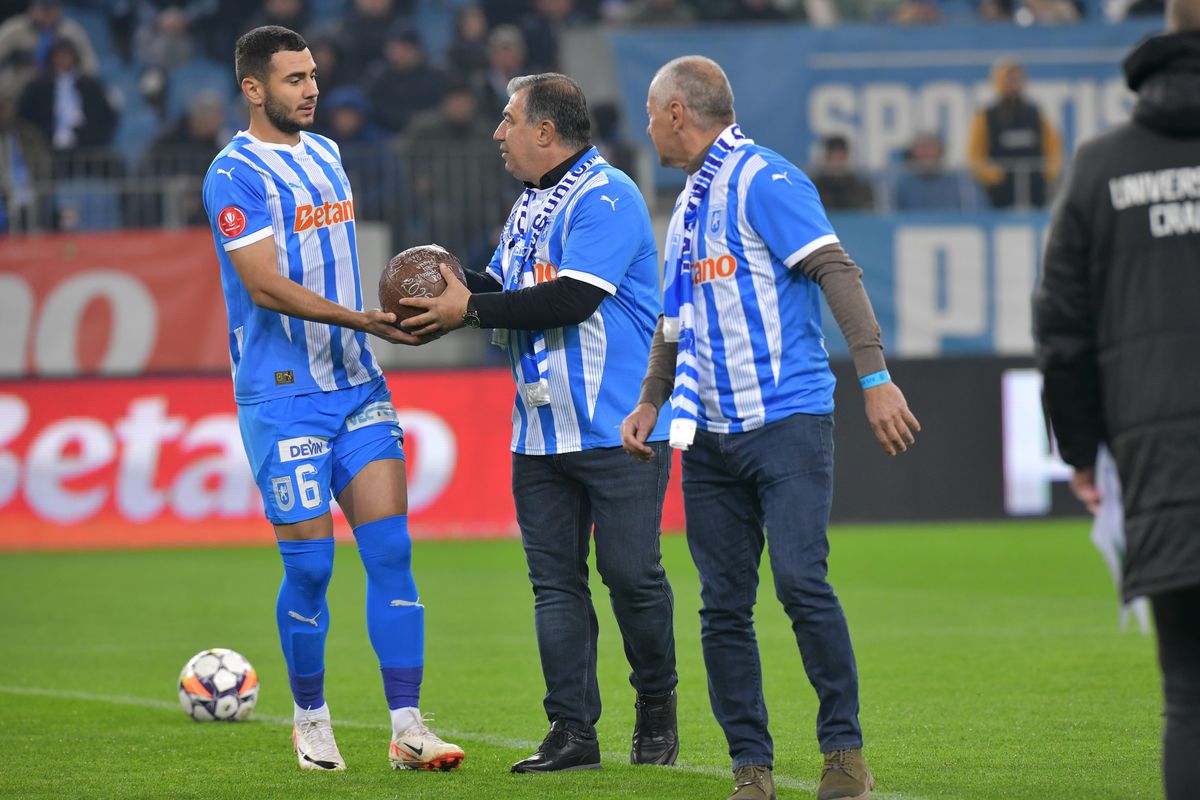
{"left": 461, "top": 298, "right": 481, "bottom": 329}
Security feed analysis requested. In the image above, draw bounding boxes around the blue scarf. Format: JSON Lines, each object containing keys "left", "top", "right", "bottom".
{"left": 502, "top": 152, "right": 605, "bottom": 406}
{"left": 662, "top": 125, "right": 749, "bottom": 449}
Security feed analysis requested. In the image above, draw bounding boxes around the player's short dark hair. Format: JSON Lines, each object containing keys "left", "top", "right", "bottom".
{"left": 506, "top": 73, "right": 591, "bottom": 151}
{"left": 235, "top": 25, "right": 308, "bottom": 84}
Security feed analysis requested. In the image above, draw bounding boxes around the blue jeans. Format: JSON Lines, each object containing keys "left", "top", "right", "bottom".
{"left": 681, "top": 413, "right": 862, "bottom": 768}
{"left": 513, "top": 443, "right": 677, "bottom": 738}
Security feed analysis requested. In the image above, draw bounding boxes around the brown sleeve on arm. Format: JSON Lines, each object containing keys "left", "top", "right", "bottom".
{"left": 795, "top": 243, "right": 887, "bottom": 378}
{"left": 638, "top": 315, "right": 678, "bottom": 410}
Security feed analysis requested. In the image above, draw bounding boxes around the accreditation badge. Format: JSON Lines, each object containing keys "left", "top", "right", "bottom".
{"left": 522, "top": 379, "right": 551, "bottom": 407}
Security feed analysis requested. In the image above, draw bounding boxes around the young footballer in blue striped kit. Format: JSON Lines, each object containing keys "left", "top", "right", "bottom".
{"left": 622, "top": 56, "right": 921, "bottom": 800}
{"left": 399, "top": 73, "right": 679, "bottom": 774}
{"left": 202, "top": 25, "right": 462, "bottom": 774}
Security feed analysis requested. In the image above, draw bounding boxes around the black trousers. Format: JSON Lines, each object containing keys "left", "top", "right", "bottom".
{"left": 1152, "top": 584, "right": 1200, "bottom": 799}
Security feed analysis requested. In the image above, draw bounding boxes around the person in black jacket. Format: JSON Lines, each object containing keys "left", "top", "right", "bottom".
{"left": 363, "top": 24, "right": 446, "bottom": 135}
{"left": 968, "top": 58, "right": 1062, "bottom": 209}
{"left": 16, "top": 36, "right": 117, "bottom": 179}
{"left": 810, "top": 134, "right": 875, "bottom": 211}
{"left": 1033, "top": 2, "right": 1200, "bottom": 795}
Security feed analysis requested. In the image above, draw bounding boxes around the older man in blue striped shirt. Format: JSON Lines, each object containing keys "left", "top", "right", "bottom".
{"left": 622, "top": 56, "right": 920, "bottom": 800}
{"left": 400, "top": 72, "right": 680, "bottom": 774}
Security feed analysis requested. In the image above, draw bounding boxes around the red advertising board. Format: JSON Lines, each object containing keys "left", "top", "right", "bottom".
{"left": 0, "top": 230, "right": 229, "bottom": 377}
{"left": 0, "top": 370, "right": 685, "bottom": 550}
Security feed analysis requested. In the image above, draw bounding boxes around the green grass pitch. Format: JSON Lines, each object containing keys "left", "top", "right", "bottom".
{"left": 0, "top": 520, "right": 1161, "bottom": 799}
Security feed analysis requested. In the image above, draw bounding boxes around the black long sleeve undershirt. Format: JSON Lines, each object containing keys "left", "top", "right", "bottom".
{"left": 463, "top": 269, "right": 502, "bottom": 293}
{"left": 462, "top": 269, "right": 609, "bottom": 330}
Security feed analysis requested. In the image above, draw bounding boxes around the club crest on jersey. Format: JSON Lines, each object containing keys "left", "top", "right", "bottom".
{"left": 708, "top": 207, "right": 725, "bottom": 237}
{"left": 294, "top": 198, "right": 355, "bottom": 232}
{"left": 333, "top": 164, "right": 350, "bottom": 189}
{"left": 271, "top": 476, "right": 295, "bottom": 511}
{"left": 218, "top": 206, "right": 247, "bottom": 238}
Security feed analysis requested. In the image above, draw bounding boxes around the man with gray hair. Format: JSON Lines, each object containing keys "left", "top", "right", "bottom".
{"left": 623, "top": 55, "right": 919, "bottom": 800}
{"left": 399, "top": 73, "right": 680, "bottom": 774}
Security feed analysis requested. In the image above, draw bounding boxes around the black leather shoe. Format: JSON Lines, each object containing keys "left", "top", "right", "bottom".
{"left": 631, "top": 689, "right": 678, "bottom": 765}
{"left": 511, "top": 721, "right": 601, "bottom": 773}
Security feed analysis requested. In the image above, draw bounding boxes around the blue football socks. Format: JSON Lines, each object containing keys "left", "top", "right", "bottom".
{"left": 276, "top": 537, "right": 335, "bottom": 711}
{"left": 354, "top": 515, "right": 424, "bottom": 710}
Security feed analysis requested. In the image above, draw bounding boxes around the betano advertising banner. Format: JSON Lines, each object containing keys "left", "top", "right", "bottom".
{"left": 2, "top": 215, "right": 1059, "bottom": 374}
{"left": 611, "top": 20, "right": 1160, "bottom": 185}
{"left": 0, "top": 229, "right": 230, "bottom": 377}
{"left": 0, "top": 370, "right": 687, "bottom": 550}
{"left": 1, "top": 359, "right": 1078, "bottom": 551}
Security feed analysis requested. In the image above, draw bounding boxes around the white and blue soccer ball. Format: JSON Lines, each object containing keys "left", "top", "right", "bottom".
{"left": 178, "top": 648, "right": 259, "bottom": 722}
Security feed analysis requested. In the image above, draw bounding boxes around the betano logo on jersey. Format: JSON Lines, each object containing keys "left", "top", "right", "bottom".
{"left": 293, "top": 199, "right": 355, "bottom": 233}
{"left": 532, "top": 262, "right": 558, "bottom": 284}
{"left": 692, "top": 255, "right": 738, "bottom": 285}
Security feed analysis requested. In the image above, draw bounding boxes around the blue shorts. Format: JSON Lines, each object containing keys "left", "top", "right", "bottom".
{"left": 237, "top": 378, "right": 405, "bottom": 525}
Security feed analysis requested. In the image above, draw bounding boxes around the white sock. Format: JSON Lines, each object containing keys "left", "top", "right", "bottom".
{"left": 390, "top": 706, "right": 421, "bottom": 734}
{"left": 295, "top": 702, "right": 331, "bottom": 722}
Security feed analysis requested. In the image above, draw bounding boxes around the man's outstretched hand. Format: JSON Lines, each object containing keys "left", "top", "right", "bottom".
{"left": 398, "top": 264, "right": 471, "bottom": 338}
{"left": 360, "top": 309, "right": 437, "bottom": 346}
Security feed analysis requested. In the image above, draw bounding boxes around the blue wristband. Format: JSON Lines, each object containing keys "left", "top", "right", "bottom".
{"left": 859, "top": 370, "right": 891, "bottom": 390}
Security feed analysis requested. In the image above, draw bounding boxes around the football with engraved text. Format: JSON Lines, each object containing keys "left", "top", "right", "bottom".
{"left": 379, "top": 244, "right": 468, "bottom": 323}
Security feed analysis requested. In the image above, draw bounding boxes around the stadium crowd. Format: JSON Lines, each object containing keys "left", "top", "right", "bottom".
{"left": 0, "top": 0, "right": 1151, "bottom": 240}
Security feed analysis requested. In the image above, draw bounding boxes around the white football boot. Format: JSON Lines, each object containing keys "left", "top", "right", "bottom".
{"left": 293, "top": 714, "right": 346, "bottom": 771}
{"left": 388, "top": 716, "right": 465, "bottom": 771}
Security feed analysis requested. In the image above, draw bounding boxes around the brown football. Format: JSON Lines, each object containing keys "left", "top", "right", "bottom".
{"left": 378, "top": 244, "right": 468, "bottom": 323}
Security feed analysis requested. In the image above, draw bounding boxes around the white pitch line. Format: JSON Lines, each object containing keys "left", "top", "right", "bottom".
{"left": 0, "top": 684, "right": 926, "bottom": 800}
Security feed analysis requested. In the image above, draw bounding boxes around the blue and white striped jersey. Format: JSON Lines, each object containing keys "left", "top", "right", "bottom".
{"left": 663, "top": 140, "right": 839, "bottom": 433}
{"left": 202, "top": 130, "right": 381, "bottom": 404}
{"left": 487, "top": 149, "right": 669, "bottom": 455}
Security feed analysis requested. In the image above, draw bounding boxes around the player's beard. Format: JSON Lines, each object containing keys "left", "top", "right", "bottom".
{"left": 264, "top": 89, "right": 311, "bottom": 136}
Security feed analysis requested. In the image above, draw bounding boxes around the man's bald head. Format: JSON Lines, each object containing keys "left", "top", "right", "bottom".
{"left": 650, "top": 55, "right": 735, "bottom": 130}
{"left": 1167, "top": 0, "right": 1200, "bottom": 32}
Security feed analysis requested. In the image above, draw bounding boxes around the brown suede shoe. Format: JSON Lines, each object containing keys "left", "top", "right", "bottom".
{"left": 728, "top": 765, "right": 777, "bottom": 800}
{"left": 818, "top": 749, "right": 874, "bottom": 800}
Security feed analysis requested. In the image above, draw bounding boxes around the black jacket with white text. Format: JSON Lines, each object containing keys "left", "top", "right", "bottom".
{"left": 1034, "top": 31, "right": 1200, "bottom": 599}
